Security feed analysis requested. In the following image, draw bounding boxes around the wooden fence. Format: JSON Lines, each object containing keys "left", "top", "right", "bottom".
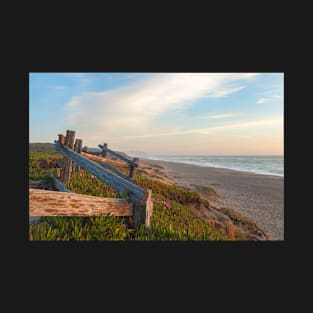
{"left": 29, "top": 130, "right": 153, "bottom": 230}
{"left": 98, "top": 143, "right": 140, "bottom": 180}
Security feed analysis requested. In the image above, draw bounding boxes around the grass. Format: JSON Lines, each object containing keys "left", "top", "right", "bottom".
{"left": 29, "top": 150, "right": 228, "bottom": 241}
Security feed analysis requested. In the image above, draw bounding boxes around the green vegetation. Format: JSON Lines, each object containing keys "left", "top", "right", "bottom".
{"left": 29, "top": 151, "right": 63, "bottom": 180}
{"left": 29, "top": 150, "right": 227, "bottom": 241}
{"left": 66, "top": 170, "right": 123, "bottom": 198}
{"left": 29, "top": 216, "right": 131, "bottom": 240}
{"left": 135, "top": 176, "right": 202, "bottom": 205}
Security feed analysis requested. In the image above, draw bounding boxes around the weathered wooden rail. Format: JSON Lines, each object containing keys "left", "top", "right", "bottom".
{"left": 30, "top": 188, "right": 132, "bottom": 216}
{"left": 29, "top": 130, "right": 153, "bottom": 230}
{"left": 49, "top": 173, "right": 73, "bottom": 193}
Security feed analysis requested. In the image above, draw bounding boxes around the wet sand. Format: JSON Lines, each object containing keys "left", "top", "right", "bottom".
{"left": 142, "top": 159, "right": 284, "bottom": 240}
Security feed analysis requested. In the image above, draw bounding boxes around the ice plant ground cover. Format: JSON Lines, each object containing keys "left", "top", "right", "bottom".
{"left": 29, "top": 151, "right": 227, "bottom": 240}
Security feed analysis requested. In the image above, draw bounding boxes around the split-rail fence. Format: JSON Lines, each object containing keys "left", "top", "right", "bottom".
{"left": 29, "top": 130, "right": 153, "bottom": 230}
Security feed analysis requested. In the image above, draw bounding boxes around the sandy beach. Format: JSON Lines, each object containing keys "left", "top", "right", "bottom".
{"left": 141, "top": 159, "right": 284, "bottom": 240}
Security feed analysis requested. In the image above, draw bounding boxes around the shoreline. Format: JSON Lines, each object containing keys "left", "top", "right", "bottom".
{"left": 142, "top": 157, "right": 283, "bottom": 178}
{"left": 141, "top": 158, "right": 284, "bottom": 240}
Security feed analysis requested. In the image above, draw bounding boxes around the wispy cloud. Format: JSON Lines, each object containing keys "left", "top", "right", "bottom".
{"left": 203, "top": 86, "right": 245, "bottom": 98}
{"left": 257, "top": 93, "right": 283, "bottom": 104}
{"left": 125, "top": 116, "right": 283, "bottom": 139}
{"left": 199, "top": 113, "right": 240, "bottom": 119}
{"left": 257, "top": 97, "right": 271, "bottom": 104}
{"left": 55, "top": 85, "right": 65, "bottom": 90}
{"left": 64, "top": 73, "right": 258, "bottom": 144}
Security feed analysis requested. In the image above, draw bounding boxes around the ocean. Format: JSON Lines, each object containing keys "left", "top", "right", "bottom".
{"left": 141, "top": 155, "right": 284, "bottom": 176}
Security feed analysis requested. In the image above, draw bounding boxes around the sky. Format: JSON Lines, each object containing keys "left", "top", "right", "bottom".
{"left": 29, "top": 73, "right": 284, "bottom": 155}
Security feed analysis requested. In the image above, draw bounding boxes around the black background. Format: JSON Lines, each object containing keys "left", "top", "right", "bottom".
{"left": 2, "top": 3, "right": 305, "bottom": 310}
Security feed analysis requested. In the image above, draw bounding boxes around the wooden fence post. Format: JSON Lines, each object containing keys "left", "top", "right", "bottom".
{"left": 55, "top": 168, "right": 61, "bottom": 178}
{"left": 73, "top": 139, "right": 82, "bottom": 172}
{"left": 58, "top": 134, "right": 66, "bottom": 178}
{"left": 60, "top": 130, "right": 76, "bottom": 183}
{"left": 101, "top": 143, "right": 108, "bottom": 157}
{"left": 129, "top": 157, "right": 139, "bottom": 179}
{"left": 134, "top": 188, "right": 153, "bottom": 231}
{"left": 58, "top": 134, "right": 66, "bottom": 145}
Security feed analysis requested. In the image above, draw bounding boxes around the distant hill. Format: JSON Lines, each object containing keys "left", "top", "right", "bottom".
{"left": 29, "top": 143, "right": 55, "bottom": 152}
{"left": 29, "top": 143, "right": 133, "bottom": 160}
